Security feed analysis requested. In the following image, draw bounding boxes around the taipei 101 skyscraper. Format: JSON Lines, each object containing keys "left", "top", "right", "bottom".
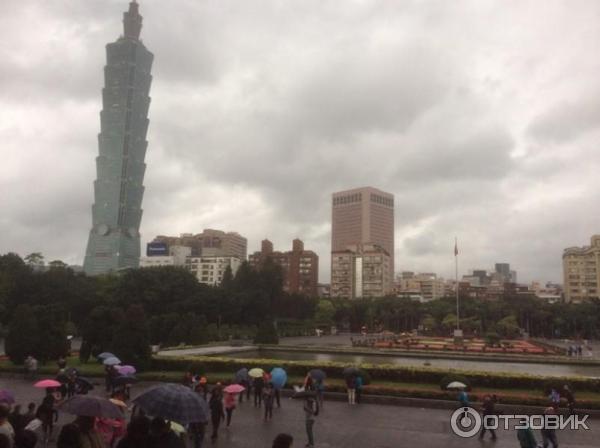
{"left": 83, "top": 1, "right": 153, "bottom": 275}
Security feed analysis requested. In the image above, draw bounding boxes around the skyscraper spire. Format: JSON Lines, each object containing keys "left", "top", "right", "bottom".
{"left": 123, "top": 1, "right": 143, "bottom": 40}
{"left": 84, "top": 1, "right": 153, "bottom": 275}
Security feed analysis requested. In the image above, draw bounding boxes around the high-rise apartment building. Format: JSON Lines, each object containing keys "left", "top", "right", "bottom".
{"left": 331, "top": 187, "right": 394, "bottom": 297}
{"left": 331, "top": 243, "right": 391, "bottom": 299}
{"left": 249, "top": 239, "right": 319, "bottom": 297}
{"left": 83, "top": 2, "right": 153, "bottom": 275}
{"left": 151, "top": 229, "right": 247, "bottom": 259}
{"left": 395, "top": 272, "right": 445, "bottom": 302}
{"left": 186, "top": 256, "right": 242, "bottom": 286}
{"left": 563, "top": 235, "right": 600, "bottom": 303}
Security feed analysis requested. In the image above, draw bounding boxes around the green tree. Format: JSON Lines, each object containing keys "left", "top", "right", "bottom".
{"left": 254, "top": 320, "right": 279, "bottom": 344}
{"left": 188, "top": 315, "right": 209, "bottom": 345}
{"left": 495, "top": 315, "right": 520, "bottom": 338}
{"left": 315, "top": 300, "right": 335, "bottom": 325}
{"left": 5, "top": 305, "right": 39, "bottom": 364}
{"left": 24, "top": 252, "right": 44, "bottom": 267}
{"left": 36, "top": 310, "right": 69, "bottom": 363}
{"left": 221, "top": 265, "right": 234, "bottom": 290}
{"left": 48, "top": 260, "right": 68, "bottom": 269}
{"left": 81, "top": 306, "right": 122, "bottom": 356}
{"left": 111, "top": 304, "right": 151, "bottom": 369}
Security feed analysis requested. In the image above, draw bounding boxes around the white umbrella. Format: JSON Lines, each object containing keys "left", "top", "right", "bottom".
{"left": 446, "top": 381, "right": 467, "bottom": 389}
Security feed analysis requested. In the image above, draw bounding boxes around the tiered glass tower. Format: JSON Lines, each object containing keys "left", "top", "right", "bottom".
{"left": 83, "top": 1, "right": 153, "bottom": 275}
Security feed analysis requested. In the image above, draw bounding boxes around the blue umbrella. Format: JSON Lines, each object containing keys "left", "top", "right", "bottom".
{"left": 235, "top": 368, "right": 249, "bottom": 383}
{"left": 309, "top": 369, "right": 327, "bottom": 381}
{"left": 132, "top": 383, "right": 209, "bottom": 424}
{"left": 97, "top": 352, "right": 116, "bottom": 360}
{"left": 270, "top": 368, "right": 287, "bottom": 390}
{"left": 103, "top": 357, "right": 121, "bottom": 366}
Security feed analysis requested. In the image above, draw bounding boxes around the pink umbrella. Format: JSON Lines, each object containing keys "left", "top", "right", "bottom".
{"left": 223, "top": 384, "right": 245, "bottom": 394}
{"left": 116, "top": 365, "right": 136, "bottom": 375}
{"left": 34, "top": 379, "right": 62, "bottom": 389}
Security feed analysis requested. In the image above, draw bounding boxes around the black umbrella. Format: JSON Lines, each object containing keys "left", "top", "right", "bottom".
{"left": 65, "top": 367, "right": 79, "bottom": 377}
{"left": 112, "top": 375, "right": 138, "bottom": 386}
{"left": 57, "top": 395, "right": 123, "bottom": 419}
{"left": 235, "top": 368, "right": 249, "bottom": 383}
{"left": 343, "top": 367, "right": 360, "bottom": 377}
{"left": 309, "top": 369, "right": 327, "bottom": 381}
{"left": 132, "top": 383, "right": 209, "bottom": 424}
{"left": 56, "top": 373, "right": 69, "bottom": 384}
{"left": 76, "top": 377, "right": 95, "bottom": 390}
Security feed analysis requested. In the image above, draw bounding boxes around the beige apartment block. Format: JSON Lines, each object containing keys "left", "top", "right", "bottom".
{"left": 395, "top": 272, "right": 445, "bottom": 301}
{"left": 152, "top": 229, "right": 247, "bottom": 259}
{"left": 186, "top": 256, "right": 242, "bottom": 286}
{"left": 331, "top": 186, "right": 394, "bottom": 294}
{"left": 563, "top": 235, "right": 600, "bottom": 303}
{"left": 331, "top": 243, "right": 391, "bottom": 299}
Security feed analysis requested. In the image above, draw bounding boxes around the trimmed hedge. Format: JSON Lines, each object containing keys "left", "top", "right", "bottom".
{"left": 150, "top": 355, "right": 600, "bottom": 392}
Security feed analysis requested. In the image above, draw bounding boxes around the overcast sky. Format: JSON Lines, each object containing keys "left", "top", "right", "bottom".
{"left": 1, "top": 0, "right": 600, "bottom": 284}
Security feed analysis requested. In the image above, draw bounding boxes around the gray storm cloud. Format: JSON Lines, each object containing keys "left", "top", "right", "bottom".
{"left": 1, "top": 0, "right": 600, "bottom": 284}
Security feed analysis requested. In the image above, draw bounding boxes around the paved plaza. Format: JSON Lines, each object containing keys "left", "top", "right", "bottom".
{"left": 1, "top": 377, "right": 598, "bottom": 448}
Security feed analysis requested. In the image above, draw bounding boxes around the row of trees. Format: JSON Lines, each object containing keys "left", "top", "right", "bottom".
{"left": 318, "top": 295, "right": 600, "bottom": 339}
{"left": 0, "top": 253, "right": 306, "bottom": 365}
{"left": 3, "top": 251, "right": 600, "bottom": 366}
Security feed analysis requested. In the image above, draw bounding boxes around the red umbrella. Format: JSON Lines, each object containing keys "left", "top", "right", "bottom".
{"left": 223, "top": 384, "right": 245, "bottom": 394}
{"left": 34, "top": 379, "right": 62, "bottom": 389}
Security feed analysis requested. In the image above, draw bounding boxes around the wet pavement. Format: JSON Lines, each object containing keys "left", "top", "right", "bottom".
{"left": 1, "top": 376, "right": 598, "bottom": 447}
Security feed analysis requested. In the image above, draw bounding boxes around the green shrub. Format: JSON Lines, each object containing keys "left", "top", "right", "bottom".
{"left": 254, "top": 321, "right": 279, "bottom": 344}
{"left": 149, "top": 355, "right": 600, "bottom": 392}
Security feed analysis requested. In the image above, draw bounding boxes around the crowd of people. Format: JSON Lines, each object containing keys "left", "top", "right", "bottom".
{"left": 0, "top": 354, "right": 587, "bottom": 448}
{"left": 0, "top": 358, "right": 327, "bottom": 448}
{"left": 456, "top": 382, "right": 576, "bottom": 448}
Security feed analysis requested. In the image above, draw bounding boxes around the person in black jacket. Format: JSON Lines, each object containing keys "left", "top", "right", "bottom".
{"left": 209, "top": 388, "right": 225, "bottom": 441}
{"left": 253, "top": 377, "right": 264, "bottom": 408}
{"left": 479, "top": 395, "right": 497, "bottom": 440}
{"left": 116, "top": 416, "right": 150, "bottom": 448}
{"left": 148, "top": 417, "right": 184, "bottom": 448}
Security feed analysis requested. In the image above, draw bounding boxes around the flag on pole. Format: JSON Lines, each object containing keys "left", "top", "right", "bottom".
{"left": 454, "top": 238, "right": 458, "bottom": 256}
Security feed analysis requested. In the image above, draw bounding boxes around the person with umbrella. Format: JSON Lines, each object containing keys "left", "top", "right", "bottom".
{"left": 208, "top": 386, "right": 224, "bottom": 441}
{"left": 303, "top": 395, "right": 319, "bottom": 448}
{"left": 194, "top": 377, "right": 208, "bottom": 401}
{"left": 235, "top": 369, "right": 250, "bottom": 404}
{"left": 355, "top": 374, "right": 364, "bottom": 405}
{"left": 223, "top": 390, "right": 236, "bottom": 428}
{"left": 36, "top": 392, "right": 58, "bottom": 444}
{"left": 270, "top": 368, "right": 287, "bottom": 409}
{"left": 252, "top": 373, "right": 265, "bottom": 408}
{"left": 73, "top": 415, "right": 105, "bottom": 448}
{"left": 262, "top": 383, "right": 275, "bottom": 421}
{"left": 115, "top": 416, "right": 150, "bottom": 448}
{"left": 345, "top": 374, "right": 356, "bottom": 405}
{"left": 56, "top": 395, "right": 124, "bottom": 446}
{"left": 148, "top": 417, "right": 184, "bottom": 448}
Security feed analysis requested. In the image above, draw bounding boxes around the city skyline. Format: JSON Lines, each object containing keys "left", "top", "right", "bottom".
{"left": 2, "top": 1, "right": 600, "bottom": 283}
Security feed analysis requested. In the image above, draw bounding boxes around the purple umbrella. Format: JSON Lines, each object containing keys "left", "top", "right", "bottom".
{"left": 116, "top": 365, "right": 136, "bottom": 375}
{"left": 57, "top": 395, "right": 123, "bottom": 419}
{"left": 0, "top": 390, "right": 15, "bottom": 405}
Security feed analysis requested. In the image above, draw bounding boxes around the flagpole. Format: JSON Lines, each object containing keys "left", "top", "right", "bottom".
{"left": 455, "top": 237, "right": 460, "bottom": 331}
